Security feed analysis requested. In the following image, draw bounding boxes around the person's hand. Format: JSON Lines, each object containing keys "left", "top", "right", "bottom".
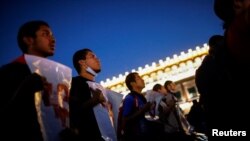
{"left": 14, "top": 73, "right": 51, "bottom": 103}
{"left": 143, "top": 102, "right": 154, "bottom": 112}
{"left": 23, "top": 73, "right": 48, "bottom": 92}
{"left": 91, "top": 88, "right": 106, "bottom": 104}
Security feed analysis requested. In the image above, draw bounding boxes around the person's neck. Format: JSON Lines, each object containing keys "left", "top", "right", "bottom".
{"left": 132, "top": 88, "right": 142, "bottom": 94}
{"left": 26, "top": 51, "right": 48, "bottom": 58}
{"left": 79, "top": 72, "right": 95, "bottom": 81}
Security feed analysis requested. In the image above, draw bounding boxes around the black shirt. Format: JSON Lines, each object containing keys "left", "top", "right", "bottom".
{"left": 69, "top": 76, "right": 104, "bottom": 141}
{"left": 0, "top": 55, "right": 43, "bottom": 141}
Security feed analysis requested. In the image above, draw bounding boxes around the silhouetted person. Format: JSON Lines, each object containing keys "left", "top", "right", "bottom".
{"left": 195, "top": 0, "right": 250, "bottom": 139}
{"left": 195, "top": 35, "right": 224, "bottom": 136}
{"left": 187, "top": 100, "right": 207, "bottom": 134}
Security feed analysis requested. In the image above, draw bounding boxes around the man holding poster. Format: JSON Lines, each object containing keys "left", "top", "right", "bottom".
{"left": 70, "top": 48, "right": 121, "bottom": 141}
{"left": 0, "top": 20, "right": 56, "bottom": 141}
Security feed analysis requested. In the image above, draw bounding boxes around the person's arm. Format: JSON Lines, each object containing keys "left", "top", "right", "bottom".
{"left": 123, "top": 99, "right": 152, "bottom": 122}
{"left": 158, "top": 96, "right": 175, "bottom": 116}
{"left": 10, "top": 73, "right": 46, "bottom": 102}
{"left": 2, "top": 73, "right": 46, "bottom": 112}
{"left": 69, "top": 80, "right": 106, "bottom": 111}
{"left": 126, "top": 102, "right": 151, "bottom": 120}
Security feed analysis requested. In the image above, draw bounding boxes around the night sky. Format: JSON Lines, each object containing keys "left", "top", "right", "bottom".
{"left": 0, "top": 0, "right": 223, "bottom": 82}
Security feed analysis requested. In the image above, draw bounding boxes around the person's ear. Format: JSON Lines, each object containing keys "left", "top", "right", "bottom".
{"left": 130, "top": 81, "right": 136, "bottom": 88}
{"left": 78, "top": 60, "right": 87, "bottom": 69}
{"left": 23, "top": 37, "right": 33, "bottom": 47}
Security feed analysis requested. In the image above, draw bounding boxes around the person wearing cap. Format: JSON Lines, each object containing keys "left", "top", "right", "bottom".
{"left": 195, "top": 0, "right": 250, "bottom": 138}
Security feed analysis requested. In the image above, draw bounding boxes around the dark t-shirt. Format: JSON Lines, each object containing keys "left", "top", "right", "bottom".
{"left": 69, "top": 76, "right": 104, "bottom": 141}
{"left": 122, "top": 91, "right": 149, "bottom": 140}
{"left": 0, "top": 55, "right": 43, "bottom": 141}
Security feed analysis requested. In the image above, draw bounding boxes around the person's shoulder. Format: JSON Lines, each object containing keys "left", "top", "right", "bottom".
{"left": 125, "top": 93, "right": 134, "bottom": 99}
{"left": 196, "top": 55, "right": 218, "bottom": 76}
{"left": 72, "top": 76, "right": 80, "bottom": 81}
{"left": 124, "top": 93, "right": 137, "bottom": 102}
{"left": 0, "top": 61, "right": 28, "bottom": 74}
{"left": 0, "top": 63, "right": 11, "bottom": 71}
{"left": 199, "top": 55, "right": 216, "bottom": 68}
{"left": 165, "top": 94, "right": 172, "bottom": 99}
{"left": 71, "top": 76, "right": 86, "bottom": 87}
{"left": 0, "top": 63, "right": 11, "bottom": 77}
{"left": 72, "top": 76, "right": 88, "bottom": 82}
{"left": 1, "top": 55, "right": 27, "bottom": 70}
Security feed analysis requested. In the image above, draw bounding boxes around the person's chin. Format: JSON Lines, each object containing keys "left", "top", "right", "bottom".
{"left": 95, "top": 69, "right": 101, "bottom": 73}
{"left": 46, "top": 52, "right": 54, "bottom": 57}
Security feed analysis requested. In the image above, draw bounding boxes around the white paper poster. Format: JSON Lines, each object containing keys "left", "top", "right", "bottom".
{"left": 87, "top": 81, "right": 123, "bottom": 141}
{"left": 25, "top": 54, "right": 72, "bottom": 141}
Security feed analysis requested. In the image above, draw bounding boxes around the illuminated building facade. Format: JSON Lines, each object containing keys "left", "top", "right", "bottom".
{"left": 100, "top": 44, "right": 209, "bottom": 114}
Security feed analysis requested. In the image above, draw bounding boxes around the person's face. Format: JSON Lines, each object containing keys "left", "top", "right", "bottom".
{"left": 85, "top": 51, "right": 101, "bottom": 73}
{"left": 167, "top": 82, "right": 176, "bottom": 93}
{"left": 29, "top": 25, "right": 55, "bottom": 57}
{"left": 158, "top": 86, "right": 167, "bottom": 95}
{"left": 134, "top": 74, "right": 145, "bottom": 90}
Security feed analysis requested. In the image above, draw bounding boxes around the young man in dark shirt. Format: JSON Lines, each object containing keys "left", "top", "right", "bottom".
{"left": 0, "top": 20, "right": 56, "bottom": 141}
{"left": 69, "top": 48, "right": 107, "bottom": 141}
{"left": 120, "top": 72, "right": 154, "bottom": 141}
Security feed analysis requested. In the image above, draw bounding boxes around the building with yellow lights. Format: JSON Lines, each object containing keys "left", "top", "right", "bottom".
{"left": 100, "top": 43, "right": 209, "bottom": 114}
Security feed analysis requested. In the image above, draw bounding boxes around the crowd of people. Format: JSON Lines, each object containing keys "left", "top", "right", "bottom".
{"left": 1, "top": 0, "right": 249, "bottom": 140}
